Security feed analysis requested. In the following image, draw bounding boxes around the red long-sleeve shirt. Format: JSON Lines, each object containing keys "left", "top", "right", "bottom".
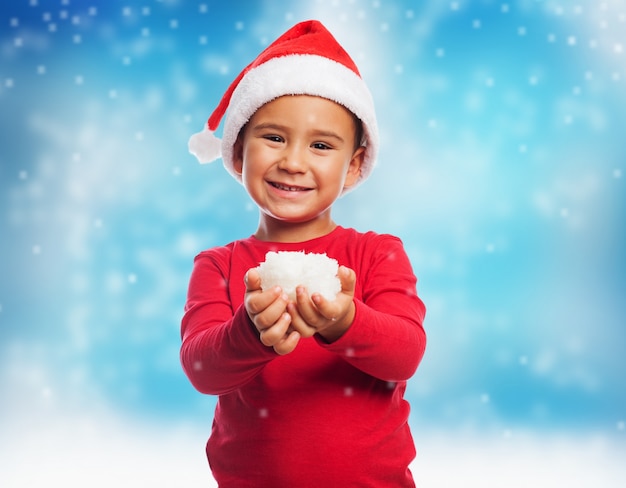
{"left": 181, "top": 226, "right": 426, "bottom": 487}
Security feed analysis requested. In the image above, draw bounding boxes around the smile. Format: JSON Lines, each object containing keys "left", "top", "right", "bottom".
{"left": 270, "top": 182, "right": 311, "bottom": 192}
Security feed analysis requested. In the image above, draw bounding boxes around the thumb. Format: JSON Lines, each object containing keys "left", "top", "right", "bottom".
{"left": 338, "top": 266, "right": 356, "bottom": 296}
{"left": 245, "top": 267, "right": 262, "bottom": 292}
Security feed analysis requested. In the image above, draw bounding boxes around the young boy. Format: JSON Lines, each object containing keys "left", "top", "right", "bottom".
{"left": 182, "top": 20, "right": 426, "bottom": 487}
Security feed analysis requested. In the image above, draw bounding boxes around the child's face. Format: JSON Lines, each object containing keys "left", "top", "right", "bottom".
{"left": 233, "top": 95, "right": 364, "bottom": 238}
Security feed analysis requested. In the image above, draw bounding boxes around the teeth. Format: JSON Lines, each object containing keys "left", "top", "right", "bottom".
{"left": 275, "top": 183, "right": 301, "bottom": 191}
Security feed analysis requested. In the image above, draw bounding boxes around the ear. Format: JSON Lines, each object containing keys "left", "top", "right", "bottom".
{"left": 343, "top": 146, "right": 365, "bottom": 189}
{"left": 232, "top": 137, "right": 244, "bottom": 175}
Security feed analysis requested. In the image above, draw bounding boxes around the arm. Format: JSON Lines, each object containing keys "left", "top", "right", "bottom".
{"left": 180, "top": 251, "right": 276, "bottom": 395}
{"left": 315, "top": 237, "right": 426, "bottom": 382}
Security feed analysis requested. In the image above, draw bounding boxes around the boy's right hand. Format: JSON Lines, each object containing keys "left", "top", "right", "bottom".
{"left": 244, "top": 268, "right": 301, "bottom": 355}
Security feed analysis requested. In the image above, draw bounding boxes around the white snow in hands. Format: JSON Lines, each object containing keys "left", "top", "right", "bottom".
{"left": 256, "top": 251, "right": 341, "bottom": 301}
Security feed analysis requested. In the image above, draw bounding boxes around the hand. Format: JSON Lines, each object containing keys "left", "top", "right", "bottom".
{"left": 244, "top": 268, "right": 301, "bottom": 355}
{"left": 287, "top": 266, "right": 356, "bottom": 343}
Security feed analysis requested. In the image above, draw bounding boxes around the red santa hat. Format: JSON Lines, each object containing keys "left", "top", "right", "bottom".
{"left": 188, "top": 20, "right": 379, "bottom": 193}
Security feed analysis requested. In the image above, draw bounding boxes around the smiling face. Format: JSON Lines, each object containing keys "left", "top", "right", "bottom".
{"left": 233, "top": 95, "right": 365, "bottom": 242}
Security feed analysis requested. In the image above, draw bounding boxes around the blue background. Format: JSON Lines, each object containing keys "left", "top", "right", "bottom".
{"left": 1, "top": 0, "right": 625, "bottom": 486}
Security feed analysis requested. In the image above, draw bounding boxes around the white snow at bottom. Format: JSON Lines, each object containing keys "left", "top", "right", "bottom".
{"left": 1, "top": 411, "right": 624, "bottom": 487}
{"left": 413, "top": 430, "right": 626, "bottom": 487}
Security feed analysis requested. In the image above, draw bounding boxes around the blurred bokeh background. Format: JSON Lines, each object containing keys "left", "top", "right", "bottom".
{"left": 1, "top": 0, "right": 625, "bottom": 486}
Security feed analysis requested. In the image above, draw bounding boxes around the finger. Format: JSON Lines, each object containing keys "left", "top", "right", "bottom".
{"left": 338, "top": 266, "right": 356, "bottom": 296}
{"left": 246, "top": 286, "right": 284, "bottom": 317}
{"left": 310, "top": 293, "right": 340, "bottom": 322}
{"left": 294, "top": 286, "right": 317, "bottom": 321}
{"left": 287, "top": 300, "right": 316, "bottom": 338}
{"left": 310, "top": 288, "right": 355, "bottom": 325}
{"left": 244, "top": 268, "right": 262, "bottom": 292}
{"left": 259, "top": 312, "right": 292, "bottom": 347}
{"left": 273, "top": 330, "right": 301, "bottom": 355}
{"left": 253, "top": 292, "right": 290, "bottom": 331}
{"left": 308, "top": 266, "right": 356, "bottom": 322}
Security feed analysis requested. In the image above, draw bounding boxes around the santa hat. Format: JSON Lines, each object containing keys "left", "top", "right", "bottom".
{"left": 188, "top": 20, "right": 379, "bottom": 193}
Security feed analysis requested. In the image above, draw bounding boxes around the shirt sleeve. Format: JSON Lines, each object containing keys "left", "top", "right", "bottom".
{"left": 180, "top": 250, "right": 276, "bottom": 395}
{"left": 315, "top": 235, "right": 426, "bottom": 382}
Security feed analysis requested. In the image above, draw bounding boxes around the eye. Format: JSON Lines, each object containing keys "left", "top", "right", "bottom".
{"left": 311, "top": 142, "right": 332, "bottom": 150}
{"left": 261, "top": 134, "right": 284, "bottom": 143}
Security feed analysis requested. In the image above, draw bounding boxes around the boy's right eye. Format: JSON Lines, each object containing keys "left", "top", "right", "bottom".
{"left": 263, "top": 135, "right": 283, "bottom": 143}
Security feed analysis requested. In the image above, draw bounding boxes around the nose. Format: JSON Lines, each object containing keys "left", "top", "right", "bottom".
{"left": 277, "top": 143, "right": 307, "bottom": 173}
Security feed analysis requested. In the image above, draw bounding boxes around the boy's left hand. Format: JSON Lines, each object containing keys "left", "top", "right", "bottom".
{"left": 287, "top": 265, "right": 356, "bottom": 343}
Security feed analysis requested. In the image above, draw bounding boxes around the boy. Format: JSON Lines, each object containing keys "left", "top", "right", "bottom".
{"left": 182, "top": 20, "right": 426, "bottom": 487}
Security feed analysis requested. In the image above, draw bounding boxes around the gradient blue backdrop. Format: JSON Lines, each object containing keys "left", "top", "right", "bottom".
{"left": 1, "top": 0, "right": 625, "bottom": 486}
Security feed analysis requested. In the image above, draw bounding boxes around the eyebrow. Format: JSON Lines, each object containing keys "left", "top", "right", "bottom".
{"left": 250, "top": 123, "right": 345, "bottom": 143}
{"left": 250, "top": 122, "right": 287, "bottom": 133}
{"left": 312, "top": 130, "right": 345, "bottom": 143}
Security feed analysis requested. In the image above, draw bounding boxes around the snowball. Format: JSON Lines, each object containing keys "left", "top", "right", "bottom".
{"left": 256, "top": 251, "right": 341, "bottom": 301}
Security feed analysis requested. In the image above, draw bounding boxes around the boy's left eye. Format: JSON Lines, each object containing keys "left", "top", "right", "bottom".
{"left": 312, "top": 142, "right": 331, "bottom": 150}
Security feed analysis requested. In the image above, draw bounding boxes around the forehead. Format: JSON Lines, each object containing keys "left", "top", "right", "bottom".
{"left": 251, "top": 95, "right": 356, "bottom": 124}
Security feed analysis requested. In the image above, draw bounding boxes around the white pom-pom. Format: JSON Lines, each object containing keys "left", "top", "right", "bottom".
{"left": 188, "top": 128, "right": 222, "bottom": 164}
{"left": 256, "top": 251, "right": 341, "bottom": 301}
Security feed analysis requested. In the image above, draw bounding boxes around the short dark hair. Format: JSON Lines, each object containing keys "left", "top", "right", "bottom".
{"left": 352, "top": 114, "right": 364, "bottom": 151}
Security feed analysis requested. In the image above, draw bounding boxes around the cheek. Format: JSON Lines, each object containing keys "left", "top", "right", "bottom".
{"left": 330, "top": 161, "right": 352, "bottom": 184}
{"left": 240, "top": 159, "right": 264, "bottom": 191}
